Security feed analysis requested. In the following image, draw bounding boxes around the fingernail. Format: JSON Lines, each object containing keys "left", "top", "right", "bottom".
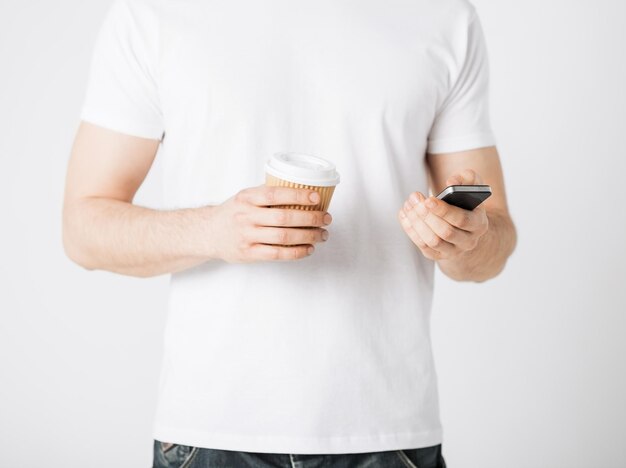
{"left": 409, "top": 193, "right": 420, "bottom": 205}
{"left": 307, "top": 246, "right": 315, "bottom": 254}
{"left": 425, "top": 198, "right": 437, "bottom": 209}
{"left": 404, "top": 201, "right": 411, "bottom": 211}
{"left": 323, "top": 213, "right": 332, "bottom": 225}
{"left": 322, "top": 230, "right": 329, "bottom": 241}
{"left": 309, "top": 192, "right": 320, "bottom": 203}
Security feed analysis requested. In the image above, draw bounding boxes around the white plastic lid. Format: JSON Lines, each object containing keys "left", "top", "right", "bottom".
{"left": 265, "top": 152, "right": 340, "bottom": 187}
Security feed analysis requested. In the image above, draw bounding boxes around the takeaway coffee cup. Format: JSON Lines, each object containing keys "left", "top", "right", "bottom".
{"left": 265, "top": 152, "right": 340, "bottom": 211}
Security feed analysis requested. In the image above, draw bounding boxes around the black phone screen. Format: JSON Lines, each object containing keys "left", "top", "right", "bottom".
{"left": 438, "top": 186, "right": 491, "bottom": 211}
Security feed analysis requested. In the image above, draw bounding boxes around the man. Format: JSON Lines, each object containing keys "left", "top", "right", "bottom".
{"left": 63, "top": 0, "right": 516, "bottom": 466}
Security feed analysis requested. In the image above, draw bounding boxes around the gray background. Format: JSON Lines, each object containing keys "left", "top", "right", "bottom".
{"left": 1, "top": 0, "right": 625, "bottom": 466}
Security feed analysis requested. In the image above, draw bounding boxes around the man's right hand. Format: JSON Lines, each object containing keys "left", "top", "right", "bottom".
{"left": 206, "top": 185, "right": 333, "bottom": 263}
{"left": 63, "top": 123, "right": 334, "bottom": 275}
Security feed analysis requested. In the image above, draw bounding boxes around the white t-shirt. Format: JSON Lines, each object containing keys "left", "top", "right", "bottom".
{"left": 81, "top": 0, "right": 496, "bottom": 454}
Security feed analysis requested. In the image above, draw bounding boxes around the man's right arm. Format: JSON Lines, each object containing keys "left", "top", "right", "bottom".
{"left": 62, "top": 122, "right": 331, "bottom": 278}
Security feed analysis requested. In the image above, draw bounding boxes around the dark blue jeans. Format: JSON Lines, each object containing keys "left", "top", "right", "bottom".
{"left": 153, "top": 440, "right": 446, "bottom": 468}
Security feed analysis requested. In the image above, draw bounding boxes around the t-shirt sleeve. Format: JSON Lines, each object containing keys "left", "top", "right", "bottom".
{"left": 80, "top": 0, "right": 165, "bottom": 141}
{"left": 426, "top": 9, "right": 496, "bottom": 154}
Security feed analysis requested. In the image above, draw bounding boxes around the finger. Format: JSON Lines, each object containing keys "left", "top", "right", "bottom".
{"left": 421, "top": 210, "right": 473, "bottom": 247}
{"left": 402, "top": 197, "right": 425, "bottom": 224}
{"left": 408, "top": 191, "right": 427, "bottom": 207}
{"left": 237, "top": 186, "right": 321, "bottom": 207}
{"left": 401, "top": 203, "right": 456, "bottom": 255}
{"left": 399, "top": 209, "right": 427, "bottom": 248}
{"left": 445, "top": 168, "right": 482, "bottom": 187}
{"left": 419, "top": 244, "right": 442, "bottom": 261}
{"left": 404, "top": 192, "right": 428, "bottom": 218}
{"left": 466, "top": 168, "right": 484, "bottom": 184}
{"left": 252, "top": 227, "right": 328, "bottom": 246}
{"left": 446, "top": 174, "right": 463, "bottom": 186}
{"left": 251, "top": 207, "right": 331, "bottom": 227}
{"left": 398, "top": 210, "right": 442, "bottom": 261}
{"left": 248, "top": 243, "right": 314, "bottom": 261}
{"left": 402, "top": 196, "right": 431, "bottom": 227}
{"left": 411, "top": 216, "right": 456, "bottom": 255}
{"left": 422, "top": 196, "right": 481, "bottom": 232}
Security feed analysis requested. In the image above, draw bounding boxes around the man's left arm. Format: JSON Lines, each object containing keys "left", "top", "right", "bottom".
{"left": 398, "top": 145, "right": 516, "bottom": 282}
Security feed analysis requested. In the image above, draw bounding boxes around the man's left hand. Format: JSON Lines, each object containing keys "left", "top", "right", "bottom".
{"left": 398, "top": 169, "right": 489, "bottom": 261}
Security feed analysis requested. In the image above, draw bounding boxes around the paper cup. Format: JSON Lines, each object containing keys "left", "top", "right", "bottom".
{"left": 265, "top": 152, "right": 340, "bottom": 211}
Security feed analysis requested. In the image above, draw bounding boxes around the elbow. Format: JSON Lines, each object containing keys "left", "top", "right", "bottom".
{"left": 61, "top": 199, "right": 158, "bottom": 278}
{"left": 62, "top": 234, "right": 94, "bottom": 272}
{"left": 62, "top": 204, "right": 97, "bottom": 272}
{"left": 509, "top": 220, "right": 518, "bottom": 258}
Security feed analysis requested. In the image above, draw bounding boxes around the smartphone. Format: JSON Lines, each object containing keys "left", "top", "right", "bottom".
{"left": 436, "top": 185, "right": 492, "bottom": 211}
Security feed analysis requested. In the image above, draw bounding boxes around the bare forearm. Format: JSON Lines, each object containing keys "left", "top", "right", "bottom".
{"left": 437, "top": 210, "right": 516, "bottom": 282}
{"left": 63, "top": 198, "right": 214, "bottom": 277}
